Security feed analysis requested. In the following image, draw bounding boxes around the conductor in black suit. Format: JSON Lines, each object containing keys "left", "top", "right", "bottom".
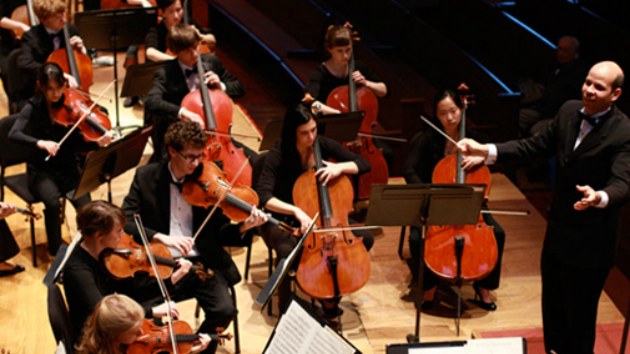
{"left": 144, "top": 23, "right": 245, "bottom": 162}
{"left": 122, "top": 120, "right": 266, "bottom": 354}
{"left": 459, "top": 61, "right": 630, "bottom": 354}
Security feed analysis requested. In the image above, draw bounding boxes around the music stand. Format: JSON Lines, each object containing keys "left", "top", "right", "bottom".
{"left": 316, "top": 111, "right": 365, "bottom": 143}
{"left": 366, "top": 183, "right": 486, "bottom": 342}
{"left": 120, "top": 61, "right": 168, "bottom": 99}
{"left": 258, "top": 119, "right": 284, "bottom": 151}
{"left": 256, "top": 214, "right": 319, "bottom": 311}
{"left": 69, "top": 126, "right": 152, "bottom": 202}
{"left": 74, "top": 7, "right": 158, "bottom": 135}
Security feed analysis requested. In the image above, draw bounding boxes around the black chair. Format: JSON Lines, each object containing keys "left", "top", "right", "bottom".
{"left": 6, "top": 48, "right": 33, "bottom": 114}
{"left": 0, "top": 114, "right": 39, "bottom": 266}
{"left": 47, "top": 283, "right": 74, "bottom": 354}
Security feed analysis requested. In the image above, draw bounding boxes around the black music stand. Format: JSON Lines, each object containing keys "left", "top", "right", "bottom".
{"left": 386, "top": 337, "right": 527, "bottom": 354}
{"left": 69, "top": 126, "right": 152, "bottom": 202}
{"left": 366, "top": 183, "right": 486, "bottom": 343}
{"left": 120, "top": 61, "right": 168, "bottom": 100}
{"left": 256, "top": 214, "right": 319, "bottom": 312}
{"left": 75, "top": 7, "right": 158, "bottom": 135}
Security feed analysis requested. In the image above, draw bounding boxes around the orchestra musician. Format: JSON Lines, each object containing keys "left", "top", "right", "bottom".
{"left": 121, "top": 120, "right": 267, "bottom": 354}
{"left": 17, "top": 0, "right": 86, "bottom": 102}
{"left": 255, "top": 103, "right": 374, "bottom": 317}
{"left": 0, "top": 0, "right": 30, "bottom": 95}
{"left": 75, "top": 294, "right": 211, "bottom": 354}
{"left": 402, "top": 89, "right": 506, "bottom": 311}
{"left": 8, "top": 62, "right": 113, "bottom": 256}
{"left": 145, "top": 0, "right": 216, "bottom": 63}
{"left": 144, "top": 23, "right": 244, "bottom": 162}
{"left": 304, "top": 24, "right": 392, "bottom": 169}
{"left": 0, "top": 202, "right": 25, "bottom": 277}
{"left": 458, "top": 61, "right": 630, "bottom": 354}
{"left": 64, "top": 200, "right": 190, "bottom": 345}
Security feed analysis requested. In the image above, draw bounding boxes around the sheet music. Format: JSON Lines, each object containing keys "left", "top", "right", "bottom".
{"left": 54, "top": 341, "right": 67, "bottom": 354}
{"left": 264, "top": 301, "right": 355, "bottom": 354}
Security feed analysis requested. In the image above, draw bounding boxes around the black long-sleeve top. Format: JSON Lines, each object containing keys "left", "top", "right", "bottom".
{"left": 304, "top": 61, "right": 383, "bottom": 102}
{"left": 402, "top": 128, "right": 488, "bottom": 184}
{"left": 256, "top": 136, "right": 371, "bottom": 214}
{"left": 63, "top": 246, "right": 173, "bottom": 343}
{"left": 9, "top": 94, "right": 98, "bottom": 174}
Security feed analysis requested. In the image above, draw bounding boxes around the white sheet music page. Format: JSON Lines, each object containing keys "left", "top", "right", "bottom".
{"left": 264, "top": 300, "right": 355, "bottom": 354}
{"left": 467, "top": 337, "right": 523, "bottom": 354}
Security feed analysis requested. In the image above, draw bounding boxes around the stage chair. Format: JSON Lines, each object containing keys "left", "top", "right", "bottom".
{"left": 47, "top": 283, "right": 74, "bottom": 354}
{"left": 194, "top": 285, "right": 241, "bottom": 353}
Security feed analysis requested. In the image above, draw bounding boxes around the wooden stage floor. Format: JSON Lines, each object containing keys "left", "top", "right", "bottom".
{"left": 0, "top": 53, "right": 625, "bottom": 354}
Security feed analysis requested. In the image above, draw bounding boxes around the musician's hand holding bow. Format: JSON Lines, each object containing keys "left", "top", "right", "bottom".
{"left": 153, "top": 234, "right": 195, "bottom": 257}
{"left": 574, "top": 185, "right": 602, "bottom": 211}
{"left": 37, "top": 140, "right": 60, "bottom": 156}
{"left": 293, "top": 207, "right": 313, "bottom": 235}
{"left": 239, "top": 206, "right": 268, "bottom": 233}
{"left": 151, "top": 301, "right": 180, "bottom": 319}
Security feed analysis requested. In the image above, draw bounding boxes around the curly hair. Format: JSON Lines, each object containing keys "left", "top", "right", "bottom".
{"left": 76, "top": 201, "right": 126, "bottom": 239}
{"left": 164, "top": 120, "right": 207, "bottom": 151}
{"left": 33, "top": 0, "right": 66, "bottom": 20}
{"left": 75, "top": 294, "right": 144, "bottom": 354}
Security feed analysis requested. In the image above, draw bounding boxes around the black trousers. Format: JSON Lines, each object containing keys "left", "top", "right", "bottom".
{"left": 0, "top": 220, "right": 19, "bottom": 263}
{"left": 168, "top": 267, "right": 236, "bottom": 354}
{"left": 409, "top": 212, "right": 506, "bottom": 290}
{"left": 260, "top": 216, "right": 374, "bottom": 312}
{"left": 28, "top": 170, "right": 90, "bottom": 255}
{"left": 541, "top": 250, "right": 610, "bottom": 354}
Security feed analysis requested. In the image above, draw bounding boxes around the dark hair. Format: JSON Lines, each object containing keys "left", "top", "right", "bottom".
{"left": 156, "top": 0, "right": 177, "bottom": 10}
{"left": 37, "top": 62, "right": 66, "bottom": 91}
{"left": 166, "top": 23, "right": 200, "bottom": 54}
{"left": 76, "top": 201, "right": 126, "bottom": 238}
{"left": 613, "top": 74, "right": 625, "bottom": 91}
{"left": 164, "top": 120, "right": 207, "bottom": 152}
{"left": 280, "top": 104, "right": 314, "bottom": 155}
{"left": 431, "top": 89, "right": 462, "bottom": 129}
{"left": 324, "top": 25, "right": 353, "bottom": 49}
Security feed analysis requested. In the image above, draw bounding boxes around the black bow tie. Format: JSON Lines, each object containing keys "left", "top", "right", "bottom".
{"left": 578, "top": 111, "right": 600, "bottom": 126}
{"left": 49, "top": 31, "right": 61, "bottom": 39}
{"left": 185, "top": 68, "right": 196, "bottom": 78}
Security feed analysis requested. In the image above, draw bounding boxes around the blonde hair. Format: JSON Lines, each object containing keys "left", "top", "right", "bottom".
{"left": 33, "top": 0, "right": 67, "bottom": 20}
{"left": 75, "top": 294, "right": 144, "bottom": 354}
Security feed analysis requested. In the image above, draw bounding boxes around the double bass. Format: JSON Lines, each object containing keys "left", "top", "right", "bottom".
{"left": 325, "top": 26, "right": 389, "bottom": 200}
{"left": 293, "top": 138, "right": 370, "bottom": 300}
{"left": 424, "top": 86, "right": 498, "bottom": 283}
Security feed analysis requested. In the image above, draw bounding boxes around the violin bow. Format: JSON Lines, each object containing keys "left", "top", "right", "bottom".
{"left": 192, "top": 157, "right": 251, "bottom": 241}
{"left": 134, "top": 214, "right": 180, "bottom": 354}
{"left": 45, "top": 79, "right": 116, "bottom": 161}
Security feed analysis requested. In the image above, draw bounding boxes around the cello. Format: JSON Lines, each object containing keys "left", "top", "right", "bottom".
{"left": 10, "top": 0, "right": 38, "bottom": 40}
{"left": 424, "top": 85, "right": 498, "bottom": 284}
{"left": 325, "top": 25, "right": 389, "bottom": 200}
{"left": 47, "top": 22, "right": 93, "bottom": 94}
{"left": 293, "top": 137, "right": 370, "bottom": 300}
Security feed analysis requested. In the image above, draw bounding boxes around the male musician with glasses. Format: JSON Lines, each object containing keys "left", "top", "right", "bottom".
{"left": 144, "top": 23, "right": 244, "bottom": 162}
{"left": 122, "top": 120, "right": 267, "bottom": 354}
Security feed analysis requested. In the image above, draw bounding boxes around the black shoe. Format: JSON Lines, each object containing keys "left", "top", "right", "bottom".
{"left": 0, "top": 264, "right": 25, "bottom": 277}
{"left": 123, "top": 96, "right": 139, "bottom": 107}
{"left": 472, "top": 284, "right": 497, "bottom": 311}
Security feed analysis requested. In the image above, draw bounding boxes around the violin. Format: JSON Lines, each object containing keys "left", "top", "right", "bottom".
{"left": 424, "top": 84, "right": 498, "bottom": 283}
{"left": 49, "top": 87, "right": 111, "bottom": 142}
{"left": 100, "top": 233, "right": 213, "bottom": 281}
{"left": 324, "top": 23, "right": 389, "bottom": 200}
{"left": 182, "top": 161, "right": 294, "bottom": 232}
{"left": 16, "top": 206, "right": 41, "bottom": 220}
{"left": 127, "top": 318, "right": 232, "bottom": 354}
{"left": 47, "top": 23, "right": 93, "bottom": 94}
{"left": 293, "top": 138, "right": 370, "bottom": 300}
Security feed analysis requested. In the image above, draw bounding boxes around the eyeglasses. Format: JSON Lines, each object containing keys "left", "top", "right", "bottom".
{"left": 176, "top": 150, "right": 206, "bottom": 162}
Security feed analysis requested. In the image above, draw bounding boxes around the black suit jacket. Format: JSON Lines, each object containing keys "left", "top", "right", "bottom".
{"left": 497, "top": 100, "right": 630, "bottom": 268}
{"left": 121, "top": 162, "right": 244, "bottom": 284}
{"left": 17, "top": 24, "right": 80, "bottom": 97}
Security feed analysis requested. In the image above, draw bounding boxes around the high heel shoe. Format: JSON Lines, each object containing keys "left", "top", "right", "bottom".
{"left": 472, "top": 284, "right": 497, "bottom": 311}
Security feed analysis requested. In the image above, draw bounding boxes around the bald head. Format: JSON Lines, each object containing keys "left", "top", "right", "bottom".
{"left": 582, "top": 61, "right": 624, "bottom": 115}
